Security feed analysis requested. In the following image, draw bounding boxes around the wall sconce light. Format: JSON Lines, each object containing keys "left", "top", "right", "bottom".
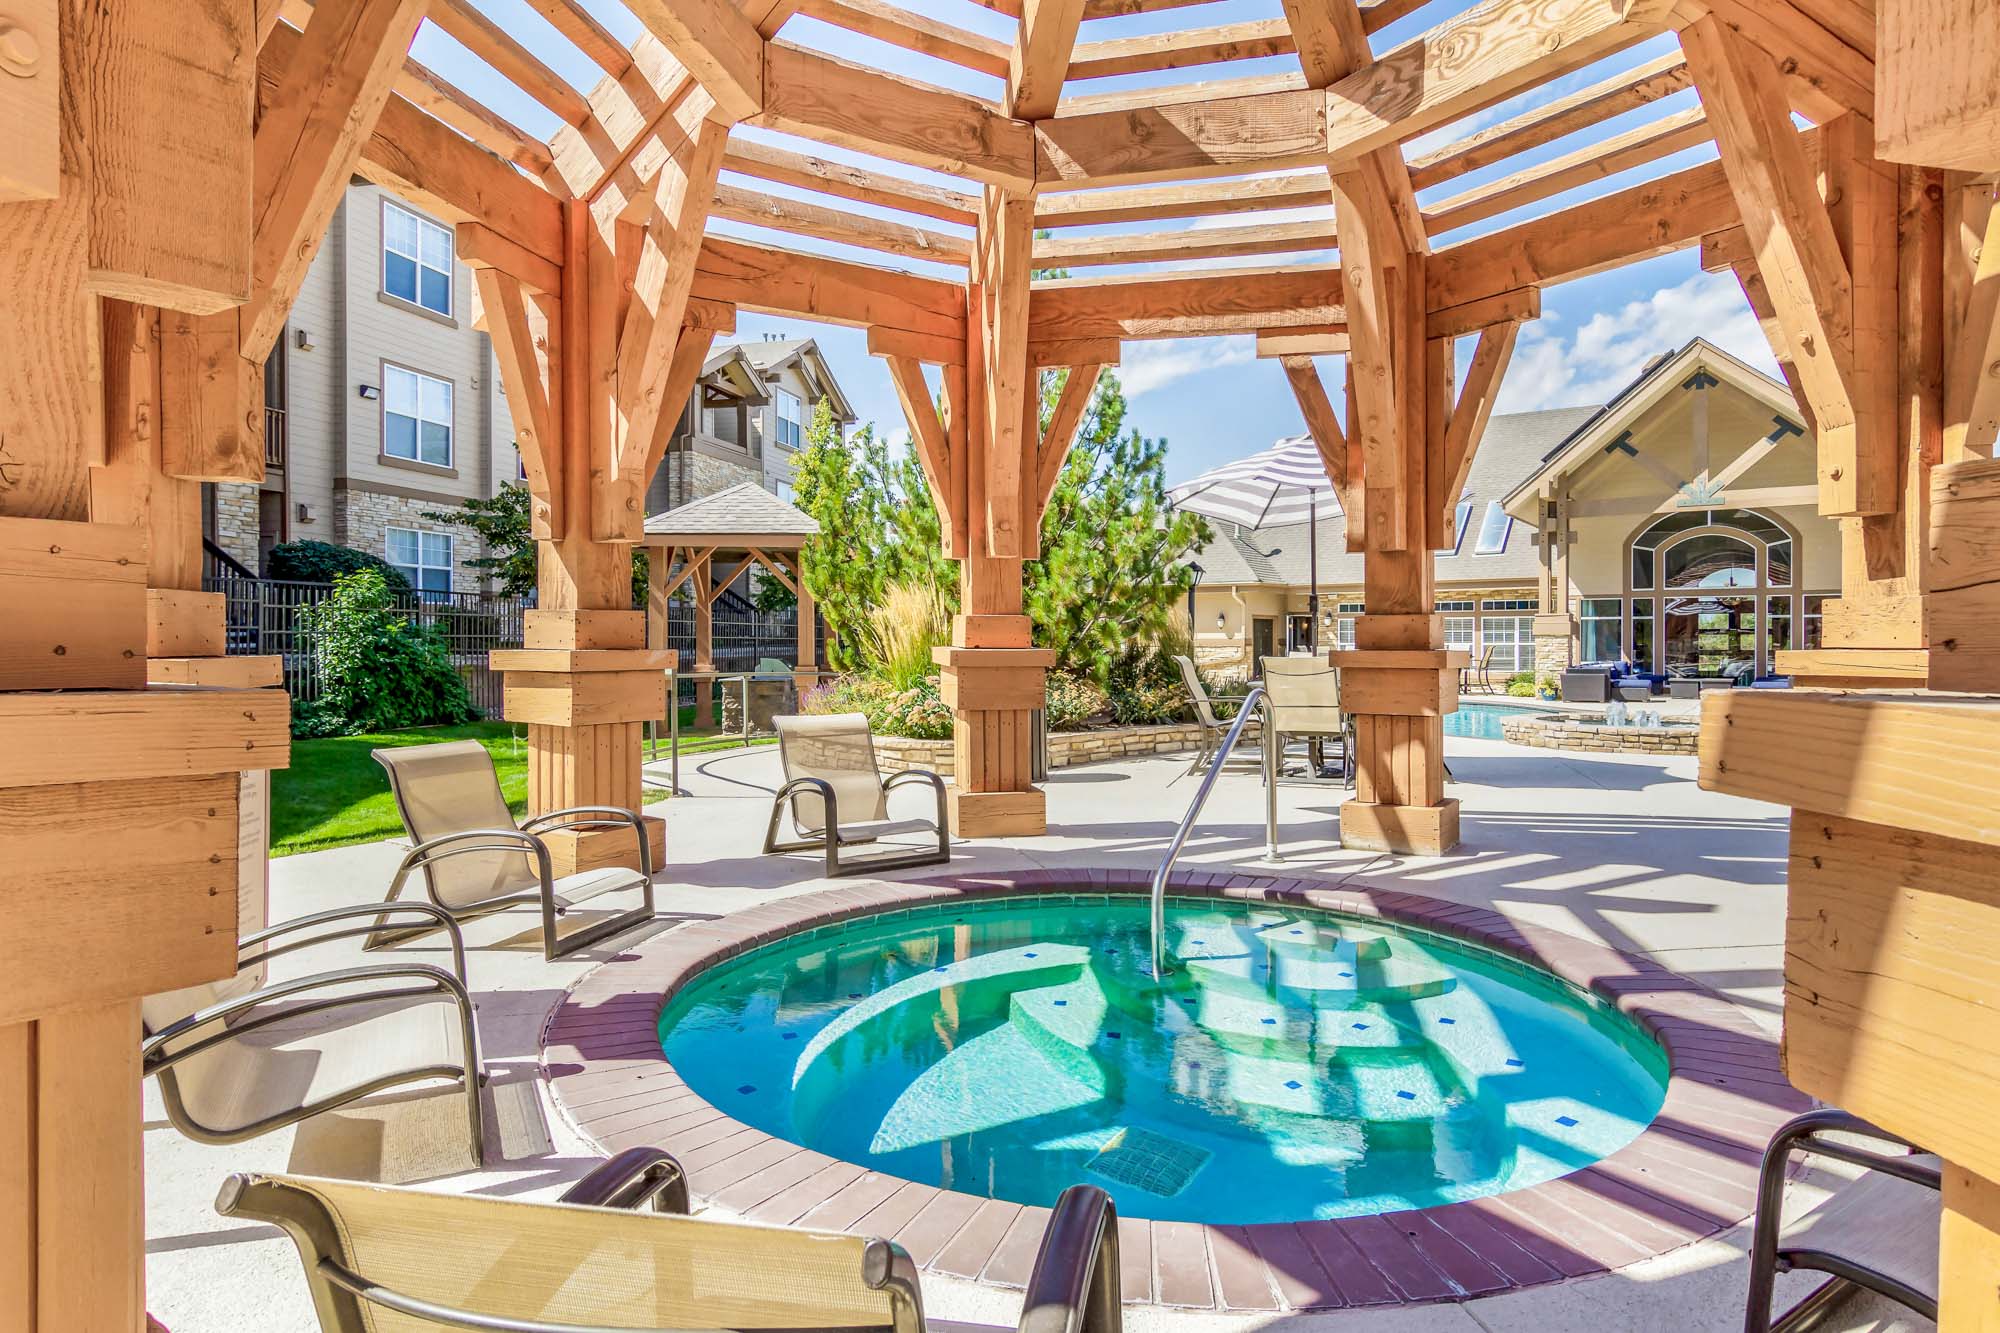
{"left": 1216, "top": 612, "right": 1226, "bottom": 630}
{"left": 294, "top": 327, "right": 315, "bottom": 352}
{"left": 358, "top": 384, "right": 380, "bottom": 400}
{"left": 295, "top": 502, "right": 315, "bottom": 524}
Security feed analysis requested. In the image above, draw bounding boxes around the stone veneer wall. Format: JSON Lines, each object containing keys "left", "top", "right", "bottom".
{"left": 212, "top": 482, "right": 263, "bottom": 571}
{"left": 334, "top": 489, "right": 485, "bottom": 594}
{"left": 873, "top": 721, "right": 1207, "bottom": 777}
{"left": 1499, "top": 712, "right": 1699, "bottom": 755}
{"left": 658, "top": 449, "right": 762, "bottom": 507}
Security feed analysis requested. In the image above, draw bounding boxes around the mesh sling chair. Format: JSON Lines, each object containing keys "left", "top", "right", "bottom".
{"left": 1259, "top": 655, "right": 1353, "bottom": 790}
{"left": 765, "top": 713, "right": 949, "bottom": 877}
{"left": 375, "top": 740, "right": 656, "bottom": 962}
{"left": 1174, "top": 653, "right": 1260, "bottom": 773}
{"left": 143, "top": 901, "right": 486, "bottom": 1162}
{"left": 1744, "top": 1108, "right": 1942, "bottom": 1332}
{"left": 219, "top": 1147, "right": 1123, "bottom": 1333}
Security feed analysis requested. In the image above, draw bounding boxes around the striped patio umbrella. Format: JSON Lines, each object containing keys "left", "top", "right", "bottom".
{"left": 1168, "top": 435, "right": 1342, "bottom": 654}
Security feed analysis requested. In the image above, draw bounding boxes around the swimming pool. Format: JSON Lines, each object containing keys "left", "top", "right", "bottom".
{"left": 659, "top": 894, "right": 1667, "bottom": 1225}
{"left": 1444, "top": 701, "right": 1537, "bottom": 740}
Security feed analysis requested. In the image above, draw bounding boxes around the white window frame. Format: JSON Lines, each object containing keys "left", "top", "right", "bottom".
{"left": 1472, "top": 499, "right": 1514, "bottom": 555}
{"left": 775, "top": 389, "right": 804, "bottom": 450}
{"left": 382, "top": 201, "right": 454, "bottom": 317}
{"left": 386, "top": 526, "right": 454, "bottom": 597}
{"left": 383, "top": 364, "right": 453, "bottom": 469}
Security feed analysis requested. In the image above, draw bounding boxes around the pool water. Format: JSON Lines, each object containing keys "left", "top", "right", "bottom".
{"left": 660, "top": 896, "right": 1666, "bottom": 1224}
{"left": 1444, "top": 702, "right": 1535, "bottom": 740}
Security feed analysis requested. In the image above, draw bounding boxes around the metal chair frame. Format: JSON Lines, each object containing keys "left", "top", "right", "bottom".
{"left": 1744, "top": 1108, "right": 1942, "bottom": 1333}
{"left": 143, "top": 901, "right": 486, "bottom": 1162}
{"left": 764, "top": 769, "right": 951, "bottom": 877}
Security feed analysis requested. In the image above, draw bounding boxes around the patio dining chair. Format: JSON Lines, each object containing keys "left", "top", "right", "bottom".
{"left": 1464, "top": 646, "right": 1497, "bottom": 694}
{"left": 1744, "top": 1108, "right": 1941, "bottom": 1332}
{"left": 1259, "top": 655, "right": 1352, "bottom": 789}
{"left": 1174, "top": 653, "right": 1261, "bottom": 773}
{"left": 143, "top": 900, "right": 486, "bottom": 1162}
{"left": 375, "top": 740, "right": 656, "bottom": 962}
{"left": 219, "top": 1148, "right": 1123, "bottom": 1333}
{"left": 765, "top": 713, "right": 950, "bottom": 876}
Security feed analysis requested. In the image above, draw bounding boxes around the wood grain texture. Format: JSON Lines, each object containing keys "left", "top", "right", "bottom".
{"left": 0, "top": 0, "right": 58, "bottom": 201}
{"left": 1876, "top": 0, "right": 2000, "bottom": 172}
{"left": 0, "top": 517, "right": 145, "bottom": 691}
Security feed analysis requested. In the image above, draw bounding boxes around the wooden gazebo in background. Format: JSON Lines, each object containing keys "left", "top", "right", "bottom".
{"left": 641, "top": 483, "right": 819, "bottom": 726}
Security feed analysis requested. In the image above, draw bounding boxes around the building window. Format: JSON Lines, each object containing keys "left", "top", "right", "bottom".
{"left": 1480, "top": 598, "right": 1537, "bottom": 672}
{"left": 775, "top": 389, "right": 804, "bottom": 449}
{"left": 1333, "top": 601, "right": 1363, "bottom": 651}
{"left": 383, "top": 202, "right": 453, "bottom": 316}
{"left": 1579, "top": 597, "right": 1623, "bottom": 663}
{"left": 774, "top": 479, "right": 794, "bottom": 504}
{"left": 387, "top": 526, "right": 453, "bottom": 597}
{"left": 1767, "top": 596, "right": 1793, "bottom": 655}
{"left": 1472, "top": 500, "right": 1513, "bottom": 555}
{"left": 1632, "top": 597, "right": 1655, "bottom": 671}
{"left": 384, "top": 365, "right": 452, "bottom": 468}
{"left": 1802, "top": 594, "right": 1826, "bottom": 650}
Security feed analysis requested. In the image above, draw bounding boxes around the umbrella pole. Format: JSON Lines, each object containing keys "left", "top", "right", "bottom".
{"left": 1308, "top": 492, "right": 1320, "bottom": 656}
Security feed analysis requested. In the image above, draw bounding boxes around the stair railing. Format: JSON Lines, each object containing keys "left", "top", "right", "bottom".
{"left": 1149, "top": 684, "right": 1264, "bottom": 980}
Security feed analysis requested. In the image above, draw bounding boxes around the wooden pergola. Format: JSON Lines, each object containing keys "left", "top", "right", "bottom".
{"left": 5, "top": 0, "right": 2000, "bottom": 1327}
{"left": 639, "top": 481, "right": 820, "bottom": 725}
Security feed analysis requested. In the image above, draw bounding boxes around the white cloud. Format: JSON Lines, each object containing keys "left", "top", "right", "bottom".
{"left": 1119, "top": 337, "right": 1256, "bottom": 398}
{"left": 1494, "top": 270, "right": 1780, "bottom": 413}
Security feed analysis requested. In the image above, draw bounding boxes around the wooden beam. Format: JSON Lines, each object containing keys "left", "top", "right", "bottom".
{"left": 980, "top": 192, "right": 1035, "bottom": 558}
{"left": 1259, "top": 326, "right": 1349, "bottom": 358}
{"left": 712, "top": 182, "right": 972, "bottom": 264}
{"left": 884, "top": 355, "right": 963, "bottom": 555}
{"left": 794, "top": 0, "right": 1011, "bottom": 76}
{"left": 160, "top": 310, "right": 263, "bottom": 482}
{"left": 1823, "top": 112, "right": 1900, "bottom": 520}
{"left": 523, "top": 0, "right": 632, "bottom": 75}
{"left": 1067, "top": 19, "right": 1293, "bottom": 81}
{"left": 397, "top": 55, "right": 555, "bottom": 175}
{"left": 623, "top": 0, "right": 765, "bottom": 123}
{"left": 1028, "top": 336, "right": 1122, "bottom": 367}
{"left": 1407, "top": 53, "right": 1692, "bottom": 190}
{"left": 1010, "top": 0, "right": 1086, "bottom": 118}
{"left": 1689, "top": 0, "right": 1875, "bottom": 125}
{"left": 1055, "top": 70, "right": 1309, "bottom": 117}
{"left": 1035, "top": 84, "right": 1328, "bottom": 187}
{"left": 429, "top": 0, "right": 592, "bottom": 126}
{"left": 1946, "top": 196, "right": 2000, "bottom": 459}
{"left": 1876, "top": 0, "right": 2000, "bottom": 172}
{"left": 867, "top": 324, "right": 966, "bottom": 366}
{"left": 757, "top": 42, "right": 1036, "bottom": 191}
{"left": 1034, "top": 171, "right": 1329, "bottom": 228}
{"left": 721, "top": 139, "right": 979, "bottom": 226}
{"left": 1683, "top": 16, "right": 1880, "bottom": 514}
{"left": 1280, "top": 354, "right": 1353, "bottom": 500}
{"left": 457, "top": 221, "right": 562, "bottom": 295}
{"left": 692, "top": 236, "right": 968, "bottom": 338}
{"left": 475, "top": 268, "right": 562, "bottom": 538}
{"left": 1029, "top": 263, "right": 1344, "bottom": 341}
{"left": 638, "top": 326, "right": 721, "bottom": 493}
{"left": 243, "top": 0, "right": 427, "bottom": 362}
{"left": 745, "top": 546, "right": 799, "bottom": 596}
{"left": 1033, "top": 216, "right": 1334, "bottom": 268}
{"left": 1438, "top": 321, "right": 1520, "bottom": 535}
{"left": 1035, "top": 364, "right": 1102, "bottom": 515}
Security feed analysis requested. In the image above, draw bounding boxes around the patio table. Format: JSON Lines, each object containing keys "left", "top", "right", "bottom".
{"left": 646, "top": 667, "right": 834, "bottom": 797}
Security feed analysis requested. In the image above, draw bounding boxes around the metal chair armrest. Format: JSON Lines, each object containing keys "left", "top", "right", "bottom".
{"left": 765, "top": 777, "right": 840, "bottom": 875}
{"left": 390, "top": 827, "right": 556, "bottom": 909}
{"left": 1019, "top": 1184, "right": 1122, "bottom": 1333}
{"left": 884, "top": 769, "right": 951, "bottom": 851}
{"left": 239, "top": 901, "right": 468, "bottom": 984}
{"left": 142, "top": 962, "right": 475, "bottom": 1073}
{"left": 882, "top": 768, "right": 946, "bottom": 798}
{"left": 557, "top": 1147, "right": 690, "bottom": 1214}
{"left": 521, "top": 805, "right": 654, "bottom": 880}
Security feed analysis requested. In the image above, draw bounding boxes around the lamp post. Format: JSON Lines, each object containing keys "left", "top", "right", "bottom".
{"left": 1186, "top": 561, "right": 1204, "bottom": 633}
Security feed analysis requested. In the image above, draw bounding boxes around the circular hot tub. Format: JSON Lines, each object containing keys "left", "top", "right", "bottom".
{"left": 1499, "top": 710, "right": 1700, "bottom": 755}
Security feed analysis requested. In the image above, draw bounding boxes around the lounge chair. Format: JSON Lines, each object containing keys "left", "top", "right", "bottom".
{"left": 1259, "top": 655, "right": 1351, "bottom": 789}
{"left": 375, "top": 740, "right": 656, "bottom": 962}
{"left": 1174, "top": 653, "right": 1261, "bottom": 773}
{"left": 765, "top": 713, "right": 950, "bottom": 876}
{"left": 219, "top": 1148, "right": 1123, "bottom": 1333}
{"left": 143, "top": 901, "right": 485, "bottom": 1161}
{"left": 1744, "top": 1108, "right": 1941, "bottom": 1332}
{"left": 1464, "top": 646, "right": 1497, "bottom": 694}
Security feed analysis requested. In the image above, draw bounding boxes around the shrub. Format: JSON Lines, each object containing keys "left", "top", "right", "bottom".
{"left": 801, "top": 673, "right": 952, "bottom": 740}
{"left": 268, "top": 539, "right": 412, "bottom": 592}
{"left": 295, "top": 568, "right": 478, "bottom": 737}
{"left": 1506, "top": 678, "right": 1537, "bottom": 697}
{"left": 1045, "top": 672, "right": 1109, "bottom": 731}
{"left": 1109, "top": 679, "right": 1187, "bottom": 725}
{"left": 862, "top": 580, "right": 950, "bottom": 691}
{"left": 1505, "top": 670, "right": 1535, "bottom": 689}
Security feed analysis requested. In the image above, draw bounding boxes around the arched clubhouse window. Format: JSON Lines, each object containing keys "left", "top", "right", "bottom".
{"left": 1622, "top": 508, "right": 1802, "bottom": 682}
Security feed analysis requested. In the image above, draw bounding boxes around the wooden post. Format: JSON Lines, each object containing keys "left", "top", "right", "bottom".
{"left": 932, "top": 191, "right": 1052, "bottom": 838}
{"left": 695, "top": 554, "right": 715, "bottom": 728}
{"left": 0, "top": 7, "right": 288, "bottom": 1331}
{"left": 794, "top": 565, "right": 816, "bottom": 697}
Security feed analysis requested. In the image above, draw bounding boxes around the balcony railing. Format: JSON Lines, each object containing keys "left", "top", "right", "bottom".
{"left": 263, "top": 404, "right": 286, "bottom": 470}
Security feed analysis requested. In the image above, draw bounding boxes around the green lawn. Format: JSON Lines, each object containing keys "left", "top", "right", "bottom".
{"left": 272, "top": 720, "right": 770, "bottom": 858}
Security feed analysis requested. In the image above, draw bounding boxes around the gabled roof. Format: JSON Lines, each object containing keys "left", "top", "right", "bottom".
{"left": 699, "top": 344, "right": 771, "bottom": 402}
{"left": 1500, "top": 337, "right": 1804, "bottom": 520}
{"left": 725, "top": 337, "right": 857, "bottom": 424}
{"left": 641, "top": 482, "right": 820, "bottom": 550}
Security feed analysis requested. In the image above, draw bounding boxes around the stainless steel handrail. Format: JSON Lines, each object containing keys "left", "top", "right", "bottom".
{"left": 1149, "top": 684, "right": 1264, "bottom": 980}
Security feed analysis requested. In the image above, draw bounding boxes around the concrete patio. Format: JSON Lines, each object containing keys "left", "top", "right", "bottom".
{"left": 143, "top": 722, "right": 1925, "bottom": 1332}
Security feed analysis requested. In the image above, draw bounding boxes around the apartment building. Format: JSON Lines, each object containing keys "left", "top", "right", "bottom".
{"left": 212, "top": 182, "right": 855, "bottom": 595}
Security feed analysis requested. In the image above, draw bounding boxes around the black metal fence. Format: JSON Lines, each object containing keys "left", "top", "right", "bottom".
{"left": 206, "top": 576, "right": 528, "bottom": 714}
{"left": 206, "top": 575, "right": 821, "bottom": 717}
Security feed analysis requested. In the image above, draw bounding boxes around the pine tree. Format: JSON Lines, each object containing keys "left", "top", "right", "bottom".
{"left": 423, "top": 481, "right": 645, "bottom": 607}
{"left": 791, "top": 399, "right": 900, "bottom": 669}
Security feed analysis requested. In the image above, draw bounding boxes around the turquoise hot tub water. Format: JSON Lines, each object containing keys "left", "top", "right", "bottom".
{"left": 660, "top": 895, "right": 1665, "bottom": 1224}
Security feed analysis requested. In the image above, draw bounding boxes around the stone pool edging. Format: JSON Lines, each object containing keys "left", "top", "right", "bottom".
{"left": 873, "top": 723, "right": 1207, "bottom": 777}
{"left": 541, "top": 869, "right": 1804, "bottom": 1314}
{"left": 1500, "top": 711, "right": 1701, "bottom": 755}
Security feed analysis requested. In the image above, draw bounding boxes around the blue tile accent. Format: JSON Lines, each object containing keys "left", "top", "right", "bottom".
{"left": 1053, "top": 1000, "right": 1068, "bottom": 1008}
{"left": 1261, "top": 1017, "right": 1277, "bottom": 1025}
{"left": 738, "top": 1085, "right": 757, "bottom": 1095}
{"left": 1284, "top": 1080, "right": 1303, "bottom": 1090}
{"left": 1338, "top": 971, "right": 1353, "bottom": 979}
{"left": 1106, "top": 1032, "right": 1122, "bottom": 1040}
{"left": 1352, "top": 1023, "right": 1370, "bottom": 1031}
{"left": 781, "top": 1032, "right": 797, "bottom": 1041}
{"left": 1505, "top": 1058, "right": 1525, "bottom": 1068}
{"left": 847, "top": 993, "right": 860, "bottom": 1000}
{"left": 1396, "top": 1090, "right": 1416, "bottom": 1100}
{"left": 1289, "top": 929, "right": 1304, "bottom": 935}
{"left": 1555, "top": 1115, "right": 1579, "bottom": 1128}
{"left": 1437, "top": 1017, "right": 1456, "bottom": 1026}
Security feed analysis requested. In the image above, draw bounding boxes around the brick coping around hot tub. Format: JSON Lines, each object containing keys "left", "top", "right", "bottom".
{"left": 541, "top": 869, "right": 1805, "bottom": 1313}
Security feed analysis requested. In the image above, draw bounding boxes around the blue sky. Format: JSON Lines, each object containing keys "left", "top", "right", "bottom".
{"left": 410, "top": 0, "right": 1775, "bottom": 486}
